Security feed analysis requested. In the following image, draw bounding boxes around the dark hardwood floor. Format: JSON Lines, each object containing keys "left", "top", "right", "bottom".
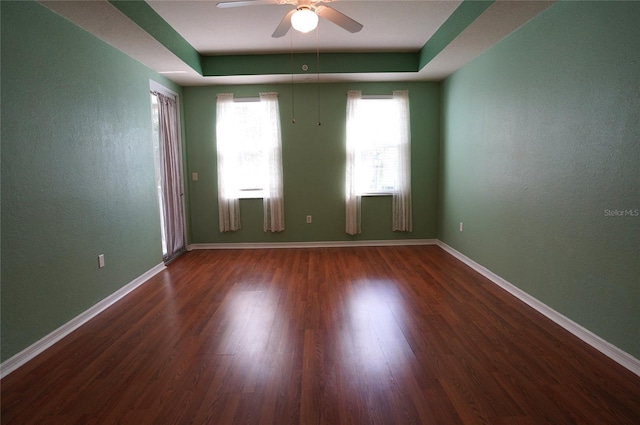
{"left": 2, "top": 246, "right": 639, "bottom": 424}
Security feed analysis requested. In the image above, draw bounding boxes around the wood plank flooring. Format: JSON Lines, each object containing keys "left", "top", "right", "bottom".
{"left": 2, "top": 246, "right": 639, "bottom": 424}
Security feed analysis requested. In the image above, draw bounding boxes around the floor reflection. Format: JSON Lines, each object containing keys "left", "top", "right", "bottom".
{"left": 341, "top": 280, "right": 405, "bottom": 377}
{"left": 215, "top": 283, "right": 293, "bottom": 392}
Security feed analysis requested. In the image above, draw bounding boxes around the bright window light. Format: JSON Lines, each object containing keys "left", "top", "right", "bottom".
{"left": 216, "top": 101, "right": 267, "bottom": 198}
{"left": 349, "top": 99, "right": 403, "bottom": 195}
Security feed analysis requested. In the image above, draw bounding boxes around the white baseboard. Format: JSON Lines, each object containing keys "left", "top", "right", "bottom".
{"left": 188, "top": 239, "right": 438, "bottom": 250}
{"left": 436, "top": 241, "right": 640, "bottom": 377}
{"left": 0, "top": 262, "right": 166, "bottom": 379}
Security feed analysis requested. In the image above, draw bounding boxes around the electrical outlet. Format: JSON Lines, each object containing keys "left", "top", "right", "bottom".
{"left": 98, "top": 254, "right": 105, "bottom": 268}
{"left": 459, "top": 222, "right": 464, "bottom": 232}
{"left": 192, "top": 172, "right": 198, "bottom": 181}
{"left": 306, "top": 215, "right": 312, "bottom": 224}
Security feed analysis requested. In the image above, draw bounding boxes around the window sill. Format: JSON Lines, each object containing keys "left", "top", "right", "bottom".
{"left": 359, "top": 192, "right": 393, "bottom": 197}
{"left": 232, "top": 189, "right": 265, "bottom": 200}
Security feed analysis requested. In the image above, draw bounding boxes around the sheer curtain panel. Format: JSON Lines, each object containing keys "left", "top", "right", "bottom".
{"left": 391, "top": 90, "right": 412, "bottom": 232}
{"left": 345, "top": 90, "right": 362, "bottom": 235}
{"left": 260, "top": 92, "right": 285, "bottom": 232}
{"left": 216, "top": 93, "right": 241, "bottom": 232}
{"left": 157, "top": 92, "right": 186, "bottom": 261}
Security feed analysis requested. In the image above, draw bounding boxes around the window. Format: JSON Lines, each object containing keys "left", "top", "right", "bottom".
{"left": 217, "top": 100, "right": 267, "bottom": 198}
{"left": 345, "top": 90, "right": 412, "bottom": 235}
{"left": 216, "top": 93, "right": 285, "bottom": 233}
{"left": 348, "top": 98, "right": 404, "bottom": 195}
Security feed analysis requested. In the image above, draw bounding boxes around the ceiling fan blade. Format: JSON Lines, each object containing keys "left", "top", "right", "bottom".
{"left": 316, "top": 5, "right": 363, "bottom": 33}
{"left": 216, "top": 0, "right": 285, "bottom": 9}
{"left": 272, "top": 9, "right": 296, "bottom": 38}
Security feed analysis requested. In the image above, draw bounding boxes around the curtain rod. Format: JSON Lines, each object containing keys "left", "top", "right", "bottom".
{"left": 150, "top": 90, "right": 178, "bottom": 100}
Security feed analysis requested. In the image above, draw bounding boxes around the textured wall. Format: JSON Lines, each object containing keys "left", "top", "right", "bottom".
{"left": 183, "top": 82, "right": 441, "bottom": 243}
{"left": 440, "top": 2, "right": 640, "bottom": 357}
{"left": 0, "top": 1, "right": 180, "bottom": 361}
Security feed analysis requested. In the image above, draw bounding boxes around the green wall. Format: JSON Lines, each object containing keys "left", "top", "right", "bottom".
{"left": 184, "top": 82, "right": 440, "bottom": 244}
{"left": 0, "top": 1, "right": 182, "bottom": 361}
{"left": 440, "top": 1, "right": 640, "bottom": 357}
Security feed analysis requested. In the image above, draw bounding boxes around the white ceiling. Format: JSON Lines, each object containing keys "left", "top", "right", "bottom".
{"left": 40, "top": 0, "right": 555, "bottom": 86}
{"left": 147, "top": 0, "right": 462, "bottom": 54}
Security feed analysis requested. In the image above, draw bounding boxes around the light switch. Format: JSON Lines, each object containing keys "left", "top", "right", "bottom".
{"left": 192, "top": 172, "right": 198, "bottom": 181}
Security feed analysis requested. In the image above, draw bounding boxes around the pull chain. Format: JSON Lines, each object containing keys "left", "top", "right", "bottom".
{"left": 316, "top": 24, "right": 321, "bottom": 126}
{"left": 291, "top": 28, "right": 296, "bottom": 124}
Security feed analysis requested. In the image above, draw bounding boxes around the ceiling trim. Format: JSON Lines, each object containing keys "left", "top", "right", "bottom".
{"left": 109, "top": 0, "right": 494, "bottom": 79}
{"left": 109, "top": 0, "right": 202, "bottom": 74}
{"left": 202, "top": 52, "right": 419, "bottom": 77}
{"left": 419, "top": 0, "right": 494, "bottom": 69}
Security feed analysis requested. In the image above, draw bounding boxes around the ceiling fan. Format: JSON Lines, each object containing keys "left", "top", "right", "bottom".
{"left": 216, "top": 0, "right": 363, "bottom": 38}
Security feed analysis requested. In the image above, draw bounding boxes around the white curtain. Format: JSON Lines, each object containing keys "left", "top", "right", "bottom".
{"left": 345, "top": 90, "right": 412, "bottom": 234}
{"left": 391, "top": 90, "right": 412, "bottom": 232}
{"left": 156, "top": 92, "right": 186, "bottom": 261}
{"left": 216, "top": 93, "right": 241, "bottom": 232}
{"left": 260, "top": 92, "right": 285, "bottom": 232}
{"left": 345, "top": 90, "right": 362, "bottom": 235}
{"left": 215, "top": 93, "right": 284, "bottom": 233}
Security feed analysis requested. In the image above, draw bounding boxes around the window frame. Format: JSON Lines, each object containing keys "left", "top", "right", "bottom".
{"left": 218, "top": 97, "right": 268, "bottom": 200}
{"left": 348, "top": 95, "right": 402, "bottom": 197}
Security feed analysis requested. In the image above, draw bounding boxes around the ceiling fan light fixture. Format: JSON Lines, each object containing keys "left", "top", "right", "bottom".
{"left": 291, "top": 7, "right": 318, "bottom": 33}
